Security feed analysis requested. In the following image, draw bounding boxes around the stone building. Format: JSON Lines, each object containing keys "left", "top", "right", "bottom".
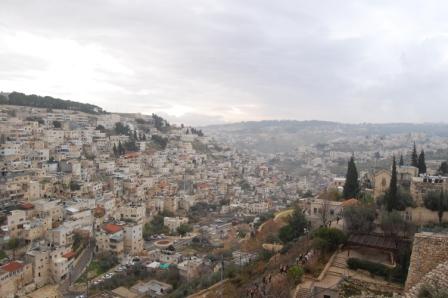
{"left": 95, "top": 223, "right": 124, "bottom": 257}
{"left": 373, "top": 169, "right": 391, "bottom": 199}
{"left": 397, "top": 166, "right": 418, "bottom": 187}
{"left": 123, "top": 223, "right": 143, "bottom": 256}
{"left": 410, "top": 176, "right": 448, "bottom": 206}
{"left": 0, "top": 261, "right": 33, "bottom": 298}
{"left": 163, "top": 217, "right": 188, "bottom": 233}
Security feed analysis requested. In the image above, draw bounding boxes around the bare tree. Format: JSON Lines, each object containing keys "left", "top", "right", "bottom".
{"left": 319, "top": 199, "right": 331, "bottom": 227}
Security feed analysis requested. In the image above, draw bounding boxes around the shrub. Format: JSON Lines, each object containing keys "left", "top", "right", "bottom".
{"left": 259, "top": 249, "right": 274, "bottom": 261}
{"left": 347, "top": 258, "right": 390, "bottom": 279}
{"left": 287, "top": 265, "right": 304, "bottom": 284}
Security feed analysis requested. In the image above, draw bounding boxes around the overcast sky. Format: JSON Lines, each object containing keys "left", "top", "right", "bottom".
{"left": 1, "top": 1, "right": 448, "bottom": 125}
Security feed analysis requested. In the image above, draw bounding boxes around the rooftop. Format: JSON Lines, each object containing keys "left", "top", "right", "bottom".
{"left": 103, "top": 223, "right": 123, "bottom": 234}
{"left": 62, "top": 251, "right": 76, "bottom": 259}
{"left": 341, "top": 198, "right": 359, "bottom": 207}
{"left": 1, "top": 261, "right": 24, "bottom": 272}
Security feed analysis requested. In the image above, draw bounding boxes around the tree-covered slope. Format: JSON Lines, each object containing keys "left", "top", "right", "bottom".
{"left": 0, "top": 92, "right": 106, "bottom": 114}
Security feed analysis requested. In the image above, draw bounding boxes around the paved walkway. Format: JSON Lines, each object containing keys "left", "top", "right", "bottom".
{"left": 313, "top": 250, "right": 403, "bottom": 292}
{"left": 274, "top": 209, "right": 293, "bottom": 222}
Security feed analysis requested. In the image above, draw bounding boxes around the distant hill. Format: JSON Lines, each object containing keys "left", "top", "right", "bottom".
{"left": 0, "top": 91, "right": 106, "bottom": 114}
{"left": 203, "top": 120, "right": 448, "bottom": 154}
{"left": 205, "top": 120, "right": 448, "bottom": 134}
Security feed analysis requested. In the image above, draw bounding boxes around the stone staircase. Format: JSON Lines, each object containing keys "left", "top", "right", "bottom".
{"left": 294, "top": 280, "right": 314, "bottom": 298}
{"left": 295, "top": 287, "right": 312, "bottom": 298}
{"left": 325, "top": 253, "right": 349, "bottom": 278}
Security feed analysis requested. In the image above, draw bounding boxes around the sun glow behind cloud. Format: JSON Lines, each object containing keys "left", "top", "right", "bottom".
{"left": 0, "top": 30, "right": 133, "bottom": 103}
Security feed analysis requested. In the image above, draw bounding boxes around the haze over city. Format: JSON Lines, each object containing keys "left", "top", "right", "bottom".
{"left": 3, "top": 1, "right": 448, "bottom": 298}
{"left": 2, "top": 0, "right": 448, "bottom": 125}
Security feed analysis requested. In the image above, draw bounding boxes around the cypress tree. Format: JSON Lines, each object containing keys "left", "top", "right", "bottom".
{"left": 418, "top": 150, "right": 426, "bottom": 175}
{"left": 118, "top": 141, "right": 124, "bottom": 156}
{"left": 438, "top": 161, "right": 448, "bottom": 175}
{"left": 386, "top": 156, "right": 398, "bottom": 212}
{"left": 411, "top": 142, "right": 418, "bottom": 168}
{"left": 113, "top": 143, "right": 117, "bottom": 157}
{"left": 343, "top": 155, "right": 360, "bottom": 199}
{"left": 399, "top": 154, "right": 404, "bottom": 166}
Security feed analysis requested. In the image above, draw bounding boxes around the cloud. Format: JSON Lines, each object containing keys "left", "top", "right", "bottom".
{"left": 1, "top": 0, "right": 448, "bottom": 124}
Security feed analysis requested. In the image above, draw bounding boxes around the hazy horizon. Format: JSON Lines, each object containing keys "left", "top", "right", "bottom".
{"left": 2, "top": 1, "right": 448, "bottom": 125}
{"left": 4, "top": 90, "right": 448, "bottom": 127}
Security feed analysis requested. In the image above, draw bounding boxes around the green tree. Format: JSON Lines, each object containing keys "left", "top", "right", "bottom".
{"left": 342, "top": 155, "right": 360, "bottom": 199}
{"left": 312, "top": 227, "right": 346, "bottom": 253}
{"left": 424, "top": 191, "right": 448, "bottom": 224}
{"left": 72, "top": 233, "right": 84, "bottom": 251}
{"left": 6, "top": 238, "right": 24, "bottom": 258}
{"left": 143, "top": 215, "right": 170, "bottom": 239}
{"left": 112, "top": 143, "right": 117, "bottom": 157}
{"left": 399, "top": 154, "right": 404, "bottom": 166}
{"left": 385, "top": 156, "right": 398, "bottom": 212}
{"left": 418, "top": 150, "right": 427, "bottom": 175}
{"left": 278, "top": 225, "right": 295, "bottom": 243}
{"left": 70, "top": 181, "right": 81, "bottom": 191}
{"left": 2, "top": 92, "right": 105, "bottom": 114}
{"left": 437, "top": 161, "right": 448, "bottom": 175}
{"left": 380, "top": 211, "right": 408, "bottom": 237}
{"left": 117, "top": 141, "right": 124, "bottom": 155}
{"left": 97, "top": 254, "right": 119, "bottom": 273}
{"left": 343, "top": 204, "right": 376, "bottom": 234}
{"left": 278, "top": 207, "right": 308, "bottom": 243}
{"left": 0, "top": 250, "right": 6, "bottom": 260}
{"left": 53, "top": 120, "right": 62, "bottom": 128}
{"left": 96, "top": 124, "right": 106, "bottom": 132}
{"left": 152, "top": 114, "right": 169, "bottom": 130}
{"left": 124, "top": 140, "right": 138, "bottom": 152}
{"left": 6, "top": 238, "right": 21, "bottom": 250}
{"left": 237, "top": 228, "right": 247, "bottom": 239}
{"left": 114, "top": 122, "right": 131, "bottom": 136}
{"left": 177, "top": 224, "right": 193, "bottom": 236}
{"left": 411, "top": 142, "right": 418, "bottom": 168}
{"left": 151, "top": 135, "right": 168, "bottom": 149}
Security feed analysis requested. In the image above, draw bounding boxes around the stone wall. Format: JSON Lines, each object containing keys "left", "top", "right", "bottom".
{"left": 406, "top": 260, "right": 448, "bottom": 297}
{"left": 405, "top": 232, "right": 448, "bottom": 290}
{"left": 405, "top": 207, "right": 448, "bottom": 225}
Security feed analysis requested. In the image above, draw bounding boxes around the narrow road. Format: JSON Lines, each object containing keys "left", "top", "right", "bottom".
{"left": 59, "top": 240, "right": 94, "bottom": 295}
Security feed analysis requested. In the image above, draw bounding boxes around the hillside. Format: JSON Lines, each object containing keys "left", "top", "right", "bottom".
{"left": 0, "top": 92, "right": 106, "bottom": 114}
